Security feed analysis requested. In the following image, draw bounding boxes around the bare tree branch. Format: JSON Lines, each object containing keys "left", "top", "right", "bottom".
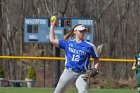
{"left": 96, "top": 0, "right": 114, "bottom": 23}
{"left": 44, "top": 0, "right": 51, "bottom": 16}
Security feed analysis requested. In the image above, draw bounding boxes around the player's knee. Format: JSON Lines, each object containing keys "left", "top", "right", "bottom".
{"left": 138, "top": 87, "right": 140, "bottom": 91}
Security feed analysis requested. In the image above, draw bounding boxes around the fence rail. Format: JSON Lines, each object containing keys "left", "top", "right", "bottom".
{"left": 0, "top": 56, "right": 135, "bottom": 62}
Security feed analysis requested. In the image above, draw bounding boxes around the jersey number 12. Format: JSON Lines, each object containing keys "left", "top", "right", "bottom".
{"left": 72, "top": 54, "right": 80, "bottom": 62}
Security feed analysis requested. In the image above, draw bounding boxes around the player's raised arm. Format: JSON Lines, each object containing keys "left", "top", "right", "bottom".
{"left": 49, "top": 17, "right": 59, "bottom": 47}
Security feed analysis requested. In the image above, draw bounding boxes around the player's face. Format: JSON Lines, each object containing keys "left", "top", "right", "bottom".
{"left": 75, "top": 30, "right": 87, "bottom": 39}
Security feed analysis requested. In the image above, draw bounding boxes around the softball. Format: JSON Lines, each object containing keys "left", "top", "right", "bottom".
{"left": 50, "top": 16, "right": 57, "bottom": 22}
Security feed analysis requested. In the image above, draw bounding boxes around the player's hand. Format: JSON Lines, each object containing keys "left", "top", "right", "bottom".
{"left": 132, "top": 66, "right": 136, "bottom": 71}
{"left": 51, "top": 21, "right": 57, "bottom": 27}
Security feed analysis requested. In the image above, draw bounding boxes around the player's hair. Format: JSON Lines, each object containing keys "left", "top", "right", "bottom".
{"left": 64, "top": 24, "right": 82, "bottom": 41}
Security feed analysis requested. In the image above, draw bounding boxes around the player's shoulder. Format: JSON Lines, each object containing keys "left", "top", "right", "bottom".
{"left": 59, "top": 39, "right": 74, "bottom": 42}
{"left": 135, "top": 54, "right": 140, "bottom": 59}
{"left": 84, "top": 40, "right": 95, "bottom": 47}
{"left": 66, "top": 39, "right": 77, "bottom": 43}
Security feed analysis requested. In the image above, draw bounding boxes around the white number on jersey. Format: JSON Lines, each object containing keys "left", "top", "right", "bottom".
{"left": 72, "top": 54, "right": 80, "bottom": 62}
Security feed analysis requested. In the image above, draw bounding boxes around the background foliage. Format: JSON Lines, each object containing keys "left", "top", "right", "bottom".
{"left": 26, "top": 65, "right": 36, "bottom": 80}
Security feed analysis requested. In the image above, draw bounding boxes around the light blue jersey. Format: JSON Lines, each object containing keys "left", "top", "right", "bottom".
{"left": 59, "top": 39, "right": 99, "bottom": 72}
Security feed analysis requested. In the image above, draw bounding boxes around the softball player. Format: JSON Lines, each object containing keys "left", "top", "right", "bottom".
{"left": 132, "top": 53, "right": 140, "bottom": 93}
{"left": 49, "top": 21, "right": 99, "bottom": 93}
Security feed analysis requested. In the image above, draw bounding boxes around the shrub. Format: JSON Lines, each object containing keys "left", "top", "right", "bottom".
{"left": 26, "top": 65, "right": 36, "bottom": 80}
{"left": 0, "top": 64, "right": 4, "bottom": 78}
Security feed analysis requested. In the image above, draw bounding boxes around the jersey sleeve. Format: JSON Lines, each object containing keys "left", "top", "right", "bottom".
{"left": 58, "top": 40, "right": 66, "bottom": 49}
{"left": 90, "top": 44, "right": 99, "bottom": 58}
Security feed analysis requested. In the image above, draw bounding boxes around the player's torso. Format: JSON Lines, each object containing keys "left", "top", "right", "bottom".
{"left": 65, "top": 40, "right": 91, "bottom": 69}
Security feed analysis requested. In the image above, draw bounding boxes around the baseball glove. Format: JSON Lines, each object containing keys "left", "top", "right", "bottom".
{"left": 85, "top": 68, "right": 99, "bottom": 78}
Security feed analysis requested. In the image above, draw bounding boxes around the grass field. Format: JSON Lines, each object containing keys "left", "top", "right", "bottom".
{"left": 0, "top": 88, "right": 137, "bottom": 93}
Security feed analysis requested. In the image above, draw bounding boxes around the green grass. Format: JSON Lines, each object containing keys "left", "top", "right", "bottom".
{"left": 0, "top": 87, "right": 137, "bottom": 93}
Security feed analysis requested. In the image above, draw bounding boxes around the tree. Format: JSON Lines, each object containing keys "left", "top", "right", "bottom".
{"left": 0, "top": 65, "right": 4, "bottom": 78}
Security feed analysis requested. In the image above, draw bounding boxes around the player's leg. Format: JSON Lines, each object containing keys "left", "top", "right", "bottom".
{"left": 75, "top": 74, "right": 88, "bottom": 93}
{"left": 138, "top": 87, "right": 140, "bottom": 93}
{"left": 136, "top": 68, "right": 140, "bottom": 93}
{"left": 53, "top": 68, "right": 77, "bottom": 93}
